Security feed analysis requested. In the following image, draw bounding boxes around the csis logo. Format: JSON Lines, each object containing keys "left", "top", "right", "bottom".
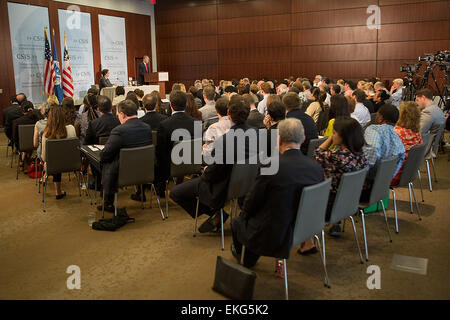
{"left": 74, "top": 39, "right": 88, "bottom": 44}
{"left": 16, "top": 54, "right": 37, "bottom": 60}
{"left": 114, "top": 71, "right": 125, "bottom": 76}
{"left": 111, "top": 41, "right": 123, "bottom": 46}
{"left": 26, "top": 35, "right": 44, "bottom": 42}
{"left": 104, "top": 56, "right": 114, "bottom": 60}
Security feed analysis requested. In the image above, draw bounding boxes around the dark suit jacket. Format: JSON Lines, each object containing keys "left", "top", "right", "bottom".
{"left": 3, "top": 104, "right": 23, "bottom": 140}
{"left": 84, "top": 113, "right": 120, "bottom": 145}
{"left": 363, "top": 99, "right": 375, "bottom": 114}
{"left": 99, "top": 76, "right": 113, "bottom": 92}
{"left": 100, "top": 118, "right": 152, "bottom": 194}
{"left": 138, "top": 62, "right": 150, "bottom": 85}
{"left": 156, "top": 112, "right": 198, "bottom": 181}
{"left": 140, "top": 111, "right": 167, "bottom": 132}
{"left": 233, "top": 149, "right": 325, "bottom": 258}
{"left": 199, "top": 123, "right": 257, "bottom": 210}
{"left": 12, "top": 114, "right": 38, "bottom": 149}
{"left": 246, "top": 109, "right": 265, "bottom": 129}
{"left": 286, "top": 109, "right": 318, "bottom": 155}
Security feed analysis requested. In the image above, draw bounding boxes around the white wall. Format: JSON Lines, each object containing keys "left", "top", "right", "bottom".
{"left": 54, "top": 0, "right": 157, "bottom": 71}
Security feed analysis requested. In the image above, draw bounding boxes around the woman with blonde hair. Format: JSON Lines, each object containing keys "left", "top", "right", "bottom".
{"left": 392, "top": 101, "right": 423, "bottom": 185}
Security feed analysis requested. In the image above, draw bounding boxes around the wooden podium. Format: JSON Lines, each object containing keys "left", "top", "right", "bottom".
{"left": 144, "top": 72, "right": 169, "bottom": 99}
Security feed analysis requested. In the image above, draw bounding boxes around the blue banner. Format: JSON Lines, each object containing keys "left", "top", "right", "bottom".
{"left": 7, "top": 2, "right": 50, "bottom": 104}
{"left": 58, "top": 9, "right": 95, "bottom": 102}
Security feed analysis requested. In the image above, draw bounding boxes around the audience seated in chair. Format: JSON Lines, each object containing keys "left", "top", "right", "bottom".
{"left": 41, "top": 107, "right": 78, "bottom": 199}
{"left": 283, "top": 92, "right": 318, "bottom": 155}
{"left": 314, "top": 117, "right": 369, "bottom": 237}
{"left": 392, "top": 101, "right": 424, "bottom": 186}
{"left": 139, "top": 94, "right": 168, "bottom": 132}
{"left": 170, "top": 97, "right": 254, "bottom": 234}
{"left": 98, "top": 100, "right": 153, "bottom": 213}
{"left": 416, "top": 88, "right": 445, "bottom": 136}
{"left": 202, "top": 97, "right": 231, "bottom": 157}
{"left": 230, "top": 118, "right": 324, "bottom": 268}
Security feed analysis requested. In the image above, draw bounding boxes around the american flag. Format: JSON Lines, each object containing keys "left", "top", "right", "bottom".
{"left": 62, "top": 33, "right": 74, "bottom": 98}
{"left": 43, "top": 28, "right": 55, "bottom": 95}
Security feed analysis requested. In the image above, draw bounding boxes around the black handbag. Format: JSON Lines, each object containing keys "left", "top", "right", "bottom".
{"left": 212, "top": 256, "right": 257, "bottom": 300}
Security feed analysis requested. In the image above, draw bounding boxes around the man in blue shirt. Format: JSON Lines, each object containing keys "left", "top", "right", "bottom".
{"left": 363, "top": 104, "right": 405, "bottom": 180}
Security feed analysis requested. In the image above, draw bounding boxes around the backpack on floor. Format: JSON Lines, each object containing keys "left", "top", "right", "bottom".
{"left": 28, "top": 159, "right": 43, "bottom": 179}
{"left": 92, "top": 208, "right": 135, "bottom": 231}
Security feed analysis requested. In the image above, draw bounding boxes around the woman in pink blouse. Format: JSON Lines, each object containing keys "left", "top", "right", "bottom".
{"left": 392, "top": 101, "right": 423, "bottom": 186}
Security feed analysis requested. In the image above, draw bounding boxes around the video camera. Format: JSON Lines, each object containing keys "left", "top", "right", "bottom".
{"left": 400, "top": 62, "right": 421, "bottom": 73}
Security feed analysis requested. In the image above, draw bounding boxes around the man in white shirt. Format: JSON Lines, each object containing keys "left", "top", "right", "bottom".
{"left": 202, "top": 98, "right": 231, "bottom": 157}
{"left": 313, "top": 75, "right": 322, "bottom": 87}
{"left": 390, "top": 78, "right": 404, "bottom": 108}
{"left": 351, "top": 89, "right": 371, "bottom": 127}
{"left": 257, "top": 82, "right": 271, "bottom": 115}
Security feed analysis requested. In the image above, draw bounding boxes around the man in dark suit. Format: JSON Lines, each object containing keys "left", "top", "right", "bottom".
{"left": 283, "top": 92, "right": 318, "bottom": 155}
{"left": 243, "top": 94, "right": 265, "bottom": 129}
{"left": 138, "top": 55, "right": 151, "bottom": 85}
{"left": 99, "top": 69, "right": 115, "bottom": 92}
{"left": 230, "top": 118, "right": 325, "bottom": 268}
{"left": 3, "top": 93, "right": 27, "bottom": 142}
{"left": 84, "top": 95, "right": 120, "bottom": 145}
{"left": 140, "top": 94, "right": 167, "bottom": 131}
{"left": 170, "top": 97, "right": 256, "bottom": 233}
{"left": 98, "top": 99, "right": 153, "bottom": 212}
{"left": 154, "top": 90, "right": 199, "bottom": 196}
{"left": 12, "top": 101, "right": 39, "bottom": 149}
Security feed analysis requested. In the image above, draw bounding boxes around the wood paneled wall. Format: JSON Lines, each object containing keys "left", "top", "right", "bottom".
{"left": 156, "top": 0, "right": 450, "bottom": 90}
{"left": 0, "top": 0, "right": 152, "bottom": 122}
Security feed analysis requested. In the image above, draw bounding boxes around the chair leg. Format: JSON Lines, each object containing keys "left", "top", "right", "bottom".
{"left": 193, "top": 197, "right": 200, "bottom": 236}
{"left": 141, "top": 184, "right": 145, "bottom": 210}
{"left": 380, "top": 200, "right": 392, "bottom": 243}
{"left": 151, "top": 184, "right": 165, "bottom": 220}
{"left": 102, "top": 192, "right": 105, "bottom": 219}
{"left": 220, "top": 209, "right": 225, "bottom": 251}
{"left": 391, "top": 188, "right": 399, "bottom": 234}
{"left": 417, "top": 170, "right": 425, "bottom": 202}
{"left": 94, "top": 176, "right": 97, "bottom": 205}
{"left": 114, "top": 192, "right": 118, "bottom": 217}
{"left": 408, "top": 183, "right": 414, "bottom": 213}
{"left": 68, "top": 172, "right": 71, "bottom": 182}
{"left": 431, "top": 157, "right": 438, "bottom": 183}
{"left": 410, "top": 182, "right": 422, "bottom": 221}
{"left": 74, "top": 171, "right": 81, "bottom": 197}
{"left": 16, "top": 152, "right": 20, "bottom": 180}
{"left": 240, "top": 245, "right": 246, "bottom": 265}
{"left": 165, "top": 180, "right": 169, "bottom": 219}
{"left": 35, "top": 158, "right": 38, "bottom": 186}
{"left": 234, "top": 199, "right": 238, "bottom": 218}
{"left": 314, "top": 233, "right": 330, "bottom": 288}
{"left": 80, "top": 171, "right": 92, "bottom": 204}
{"left": 283, "top": 259, "right": 289, "bottom": 300}
{"left": 43, "top": 175, "right": 47, "bottom": 212}
{"left": 426, "top": 160, "right": 432, "bottom": 192}
{"left": 349, "top": 216, "right": 364, "bottom": 264}
{"left": 360, "top": 210, "right": 369, "bottom": 262}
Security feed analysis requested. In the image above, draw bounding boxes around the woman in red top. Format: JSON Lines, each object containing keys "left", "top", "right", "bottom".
{"left": 392, "top": 101, "right": 423, "bottom": 185}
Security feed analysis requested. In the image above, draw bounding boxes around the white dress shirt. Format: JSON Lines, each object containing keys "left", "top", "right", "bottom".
{"left": 351, "top": 102, "right": 371, "bottom": 127}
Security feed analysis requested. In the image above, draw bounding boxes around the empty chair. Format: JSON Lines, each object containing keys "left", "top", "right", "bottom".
{"left": 193, "top": 163, "right": 260, "bottom": 251}
{"left": 98, "top": 136, "right": 109, "bottom": 145}
{"left": 16, "top": 124, "right": 36, "bottom": 180}
{"left": 165, "top": 138, "right": 203, "bottom": 219}
{"left": 328, "top": 167, "right": 369, "bottom": 264}
{"left": 390, "top": 142, "right": 428, "bottom": 233}
{"left": 42, "top": 138, "right": 85, "bottom": 212}
{"left": 102, "top": 145, "right": 164, "bottom": 219}
{"left": 307, "top": 137, "right": 328, "bottom": 159}
{"left": 358, "top": 157, "right": 398, "bottom": 261}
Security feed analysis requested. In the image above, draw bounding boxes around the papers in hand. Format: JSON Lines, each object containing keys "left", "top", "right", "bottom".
{"left": 88, "top": 145, "right": 105, "bottom": 151}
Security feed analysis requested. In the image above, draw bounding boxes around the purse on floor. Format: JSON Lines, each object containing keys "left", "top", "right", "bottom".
{"left": 212, "top": 256, "right": 257, "bottom": 300}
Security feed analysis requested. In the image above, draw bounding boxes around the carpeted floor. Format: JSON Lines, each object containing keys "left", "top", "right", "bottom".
{"left": 0, "top": 133, "right": 449, "bottom": 300}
